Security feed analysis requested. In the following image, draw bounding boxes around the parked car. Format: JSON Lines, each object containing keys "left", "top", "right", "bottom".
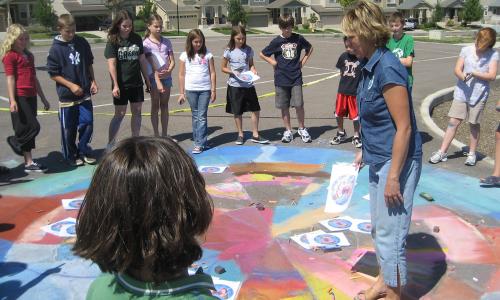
{"left": 98, "top": 19, "right": 112, "bottom": 31}
{"left": 404, "top": 18, "right": 418, "bottom": 30}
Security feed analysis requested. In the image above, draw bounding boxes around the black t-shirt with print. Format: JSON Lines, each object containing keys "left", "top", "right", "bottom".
{"left": 104, "top": 32, "right": 144, "bottom": 88}
{"left": 261, "top": 33, "right": 311, "bottom": 87}
{"left": 336, "top": 52, "right": 361, "bottom": 96}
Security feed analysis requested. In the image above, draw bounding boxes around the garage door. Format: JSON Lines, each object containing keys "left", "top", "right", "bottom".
{"left": 320, "top": 14, "right": 342, "bottom": 25}
{"left": 248, "top": 14, "right": 268, "bottom": 27}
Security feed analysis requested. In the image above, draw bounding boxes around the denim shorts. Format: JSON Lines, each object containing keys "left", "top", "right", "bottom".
{"left": 150, "top": 77, "right": 173, "bottom": 89}
{"left": 368, "top": 157, "right": 422, "bottom": 287}
{"left": 275, "top": 85, "right": 303, "bottom": 108}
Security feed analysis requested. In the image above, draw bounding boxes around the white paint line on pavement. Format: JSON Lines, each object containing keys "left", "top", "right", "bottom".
{"left": 414, "top": 55, "right": 458, "bottom": 63}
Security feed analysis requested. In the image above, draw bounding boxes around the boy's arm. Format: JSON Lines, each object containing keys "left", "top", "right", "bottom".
{"left": 259, "top": 51, "right": 277, "bottom": 66}
{"left": 301, "top": 46, "right": 314, "bottom": 68}
{"left": 88, "top": 64, "right": 98, "bottom": 95}
{"left": 399, "top": 56, "right": 413, "bottom": 68}
{"left": 400, "top": 36, "right": 414, "bottom": 68}
{"left": 50, "top": 75, "right": 84, "bottom": 96}
{"left": 35, "top": 77, "right": 50, "bottom": 110}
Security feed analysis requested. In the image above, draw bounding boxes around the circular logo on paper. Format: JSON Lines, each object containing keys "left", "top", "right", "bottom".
{"left": 68, "top": 200, "right": 82, "bottom": 209}
{"left": 239, "top": 73, "right": 252, "bottom": 82}
{"left": 300, "top": 234, "right": 309, "bottom": 244}
{"left": 327, "top": 219, "right": 352, "bottom": 230}
{"left": 357, "top": 222, "right": 372, "bottom": 233}
{"left": 212, "top": 284, "right": 234, "bottom": 299}
{"left": 199, "top": 166, "right": 224, "bottom": 174}
{"left": 330, "top": 175, "right": 356, "bottom": 205}
{"left": 313, "top": 234, "right": 340, "bottom": 246}
{"left": 50, "top": 220, "right": 75, "bottom": 232}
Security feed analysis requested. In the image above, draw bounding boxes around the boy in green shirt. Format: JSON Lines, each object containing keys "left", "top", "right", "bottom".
{"left": 386, "top": 12, "right": 415, "bottom": 89}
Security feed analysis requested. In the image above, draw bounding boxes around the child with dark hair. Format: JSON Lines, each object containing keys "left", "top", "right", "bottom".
{"left": 73, "top": 136, "right": 217, "bottom": 299}
{"left": 260, "top": 15, "right": 314, "bottom": 143}
{"left": 105, "top": 10, "right": 151, "bottom": 150}
{"left": 221, "top": 25, "right": 268, "bottom": 145}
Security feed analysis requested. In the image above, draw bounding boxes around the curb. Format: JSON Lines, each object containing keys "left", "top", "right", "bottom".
{"left": 420, "top": 82, "right": 498, "bottom": 166}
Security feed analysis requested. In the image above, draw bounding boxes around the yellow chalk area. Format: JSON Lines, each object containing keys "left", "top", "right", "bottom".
{"left": 272, "top": 206, "right": 339, "bottom": 237}
{"left": 0, "top": 73, "right": 338, "bottom": 116}
{"left": 250, "top": 173, "right": 275, "bottom": 181}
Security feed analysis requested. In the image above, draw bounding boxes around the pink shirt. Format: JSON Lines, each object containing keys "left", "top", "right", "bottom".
{"left": 2, "top": 50, "right": 37, "bottom": 97}
{"left": 143, "top": 36, "right": 173, "bottom": 79}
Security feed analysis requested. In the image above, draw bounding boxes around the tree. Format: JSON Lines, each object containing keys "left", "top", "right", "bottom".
{"left": 105, "top": 0, "right": 126, "bottom": 19}
{"left": 432, "top": 1, "right": 445, "bottom": 24}
{"left": 137, "top": 0, "right": 157, "bottom": 21}
{"left": 339, "top": 0, "right": 357, "bottom": 10}
{"left": 226, "top": 0, "right": 247, "bottom": 26}
{"left": 462, "top": 0, "right": 483, "bottom": 25}
{"left": 33, "top": 0, "right": 56, "bottom": 30}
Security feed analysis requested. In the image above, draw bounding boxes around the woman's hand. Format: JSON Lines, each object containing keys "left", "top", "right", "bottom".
{"left": 112, "top": 86, "right": 120, "bottom": 98}
{"left": 210, "top": 90, "right": 216, "bottom": 103}
{"left": 384, "top": 177, "right": 403, "bottom": 207}
{"left": 353, "top": 151, "right": 364, "bottom": 171}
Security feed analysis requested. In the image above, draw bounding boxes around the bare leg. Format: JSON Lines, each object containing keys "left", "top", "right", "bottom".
{"left": 281, "top": 108, "right": 292, "bottom": 131}
{"left": 251, "top": 111, "right": 260, "bottom": 137}
{"left": 439, "top": 117, "right": 462, "bottom": 153}
{"left": 160, "top": 88, "right": 171, "bottom": 137}
{"left": 336, "top": 116, "right": 344, "bottom": 132}
{"left": 295, "top": 106, "right": 305, "bottom": 128}
{"left": 130, "top": 102, "right": 142, "bottom": 137}
{"left": 353, "top": 120, "right": 361, "bottom": 136}
{"left": 469, "top": 123, "right": 480, "bottom": 154}
{"left": 23, "top": 151, "right": 33, "bottom": 166}
{"left": 108, "top": 105, "right": 127, "bottom": 144}
{"left": 150, "top": 89, "right": 160, "bottom": 137}
{"left": 234, "top": 115, "right": 243, "bottom": 137}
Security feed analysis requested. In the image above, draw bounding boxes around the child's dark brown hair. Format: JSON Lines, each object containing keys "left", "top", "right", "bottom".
{"left": 108, "top": 10, "right": 135, "bottom": 45}
{"left": 73, "top": 137, "right": 213, "bottom": 282}
{"left": 185, "top": 29, "right": 207, "bottom": 61}
{"left": 227, "top": 25, "right": 247, "bottom": 51}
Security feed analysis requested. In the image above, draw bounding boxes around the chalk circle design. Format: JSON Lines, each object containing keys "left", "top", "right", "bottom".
{"left": 212, "top": 284, "right": 234, "bottom": 299}
{"left": 50, "top": 220, "right": 75, "bottom": 233}
{"left": 68, "top": 199, "right": 82, "bottom": 209}
{"left": 327, "top": 219, "right": 352, "bottom": 230}
{"left": 199, "top": 166, "right": 225, "bottom": 173}
{"left": 313, "top": 234, "right": 341, "bottom": 246}
{"left": 357, "top": 222, "right": 372, "bottom": 233}
{"left": 330, "top": 175, "right": 356, "bottom": 205}
{"left": 300, "top": 234, "right": 309, "bottom": 244}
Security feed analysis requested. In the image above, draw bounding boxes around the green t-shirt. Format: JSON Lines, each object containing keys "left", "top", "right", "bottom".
{"left": 104, "top": 32, "right": 144, "bottom": 89}
{"left": 386, "top": 33, "right": 415, "bottom": 87}
{"left": 86, "top": 272, "right": 218, "bottom": 299}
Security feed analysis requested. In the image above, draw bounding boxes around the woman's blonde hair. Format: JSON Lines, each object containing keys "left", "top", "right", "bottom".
{"left": 476, "top": 27, "right": 496, "bottom": 50}
{"left": 341, "top": 0, "right": 390, "bottom": 48}
{"left": 0, "top": 24, "right": 28, "bottom": 59}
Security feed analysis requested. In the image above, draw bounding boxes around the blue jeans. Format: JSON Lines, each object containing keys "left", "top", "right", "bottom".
{"left": 59, "top": 100, "right": 94, "bottom": 160}
{"left": 186, "top": 90, "right": 210, "bottom": 148}
{"left": 368, "top": 157, "right": 422, "bottom": 287}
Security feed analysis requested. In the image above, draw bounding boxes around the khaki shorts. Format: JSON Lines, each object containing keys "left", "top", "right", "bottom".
{"left": 447, "top": 100, "right": 486, "bottom": 124}
{"left": 275, "top": 85, "right": 304, "bottom": 109}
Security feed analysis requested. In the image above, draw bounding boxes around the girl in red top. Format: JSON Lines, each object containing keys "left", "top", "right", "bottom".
{"left": 1, "top": 24, "right": 50, "bottom": 173}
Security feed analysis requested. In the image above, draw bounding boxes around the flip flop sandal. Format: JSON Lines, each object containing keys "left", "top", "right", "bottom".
{"left": 480, "top": 176, "right": 500, "bottom": 186}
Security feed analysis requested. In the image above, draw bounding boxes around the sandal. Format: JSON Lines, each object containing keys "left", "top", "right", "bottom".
{"left": 480, "top": 176, "right": 500, "bottom": 186}
{"left": 354, "top": 289, "right": 387, "bottom": 300}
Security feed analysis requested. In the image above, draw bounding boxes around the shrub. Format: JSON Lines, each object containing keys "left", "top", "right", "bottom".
{"left": 302, "top": 23, "right": 310, "bottom": 30}
{"left": 134, "top": 19, "right": 146, "bottom": 32}
{"left": 26, "top": 24, "right": 49, "bottom": 33}
{"left": 446, "top": 19, "right": 455, "bottom": 26}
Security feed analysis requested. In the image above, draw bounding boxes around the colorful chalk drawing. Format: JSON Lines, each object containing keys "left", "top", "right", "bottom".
{"left": 1, "top": 145, "right": 500, "bottom": 299}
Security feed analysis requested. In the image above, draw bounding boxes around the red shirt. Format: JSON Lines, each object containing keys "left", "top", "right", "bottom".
{"left": 2, "top": 50, "right": 37, "bottom": 97}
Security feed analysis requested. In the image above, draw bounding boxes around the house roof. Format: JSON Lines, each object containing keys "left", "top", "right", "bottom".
{"left": 440, "top": 0, "right": 463, "bottom": 8}
{"left": 266, "top": 0, "right": 309, "bottom": 9}
{"left": 310, "top": 5, "right": 342, "bottom": 14}
{"left": 244, "top": 6, "right": 270, "bottom": 13}
{"left": 398, "top": 0, "right": 433, "bottom": 9}
{"left": 156, "top": 0, "right": 198, "bottom": 12}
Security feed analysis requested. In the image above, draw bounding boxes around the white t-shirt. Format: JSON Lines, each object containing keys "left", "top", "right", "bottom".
{"left": 179, "top": 51, "right": 213, "bottom": 91}
{"left": 453, "top": 45, "right": 499, "bottom": 105}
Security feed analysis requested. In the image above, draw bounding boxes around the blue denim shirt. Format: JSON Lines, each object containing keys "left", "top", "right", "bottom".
{"left": 357, "top": 47, "right": 422, "bottom": 165}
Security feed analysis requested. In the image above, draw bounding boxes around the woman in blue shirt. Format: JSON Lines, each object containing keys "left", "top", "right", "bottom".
{"left": 342, "top": 1, "right": 422, "bottom": 299}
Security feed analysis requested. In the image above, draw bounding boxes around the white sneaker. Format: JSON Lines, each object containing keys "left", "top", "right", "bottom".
{"left": 465, "top": 153, "right": 476, "bottom": 166}
{"left": 297, "top": 127, "right": 312, "bottom": 143}
{"left": 429, "top": 150, "right": 448, "bottom": 164}
{"left": 281, "top": 130, "right": 294, "bottom": 143}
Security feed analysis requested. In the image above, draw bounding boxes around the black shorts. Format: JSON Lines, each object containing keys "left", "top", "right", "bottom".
{"left": 226, "top": 85, "right": 260, "bottom": 115}
{"left": 113, "top": 86, "right": 145, "bottom": 106}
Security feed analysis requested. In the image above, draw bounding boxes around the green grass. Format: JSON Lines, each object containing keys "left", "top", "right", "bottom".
{"left": 293, "top": 28, "right": 325, "bottom": 34}
{"left": 414, "top": 36, "right": 476, "bottom": 43}
{"left": 78, "top": 32, "right": 101, "bottom": 38}
{"left": 247, "top": 28, "right": 271, "bottom": 34}
{"left": 211, "top": 27, "right": 232, "bottom": 35}
{"left": 324, "top": 28, "right": 342, "bottom": 33}
{"left": 29, "top": 32, "right": 57, "bottom": 39}
{"left": 162, "top": 30, "right": 188, "bottom": 36}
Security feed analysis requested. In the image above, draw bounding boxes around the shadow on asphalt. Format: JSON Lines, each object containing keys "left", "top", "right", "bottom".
{"left": 419, "top": 131, "right": 433, "bottom": 145}
{"left": 172, "top": 126, "right": 223, "bottom": 145}
{"left": 351, "top": 232, "right": 447, "bottom": 299}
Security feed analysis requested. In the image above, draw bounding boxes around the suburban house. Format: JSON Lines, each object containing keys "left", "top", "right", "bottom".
{"left": 397, "top": 0, "right": 433, "bottom": 23}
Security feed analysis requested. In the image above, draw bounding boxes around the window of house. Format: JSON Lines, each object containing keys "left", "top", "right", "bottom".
{"left": 241, "top": 0, "right": 249, "bottom": 4}
{"left": 386, "top": 0, "right": 396, "bottom": 5}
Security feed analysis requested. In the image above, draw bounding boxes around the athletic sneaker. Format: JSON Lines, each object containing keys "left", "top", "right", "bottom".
{"left": 429, "top": 150, "right": 448, "bottom": 164}
{"left": 330, "top": 130, "right": 347, "bottom": 145}
{"left": 25, "top": 162, "right": 48, "bottom": 173}
{"left": 235, "top": 136, "right": 244, "bottom": 145}
{"left": 281, "top": 130, "right": 294, "bottom": 143}
{"left": 465, "top": 153, "right": 477, "bottom": 166}
{"left": 251, "top": 136, "right": 270, "bottom": 144}
{"left": 192, "top": 146, "right": 203, "bottom": 154}
{"left": 352, "top": 136, "right": 362, "bottom": 148}
{"left": 298, "top": 127, "right": 312, "bottom": 143}
{"left": 82, "top": 155, "right": 97, "bottom": 165}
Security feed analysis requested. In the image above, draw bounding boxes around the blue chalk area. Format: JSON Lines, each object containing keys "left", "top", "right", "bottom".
{"left": 197, "top": 248, "right": 243, "bottom": 282}
{"left": 0, "top": 239, "right": 13, "bottom": 262}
